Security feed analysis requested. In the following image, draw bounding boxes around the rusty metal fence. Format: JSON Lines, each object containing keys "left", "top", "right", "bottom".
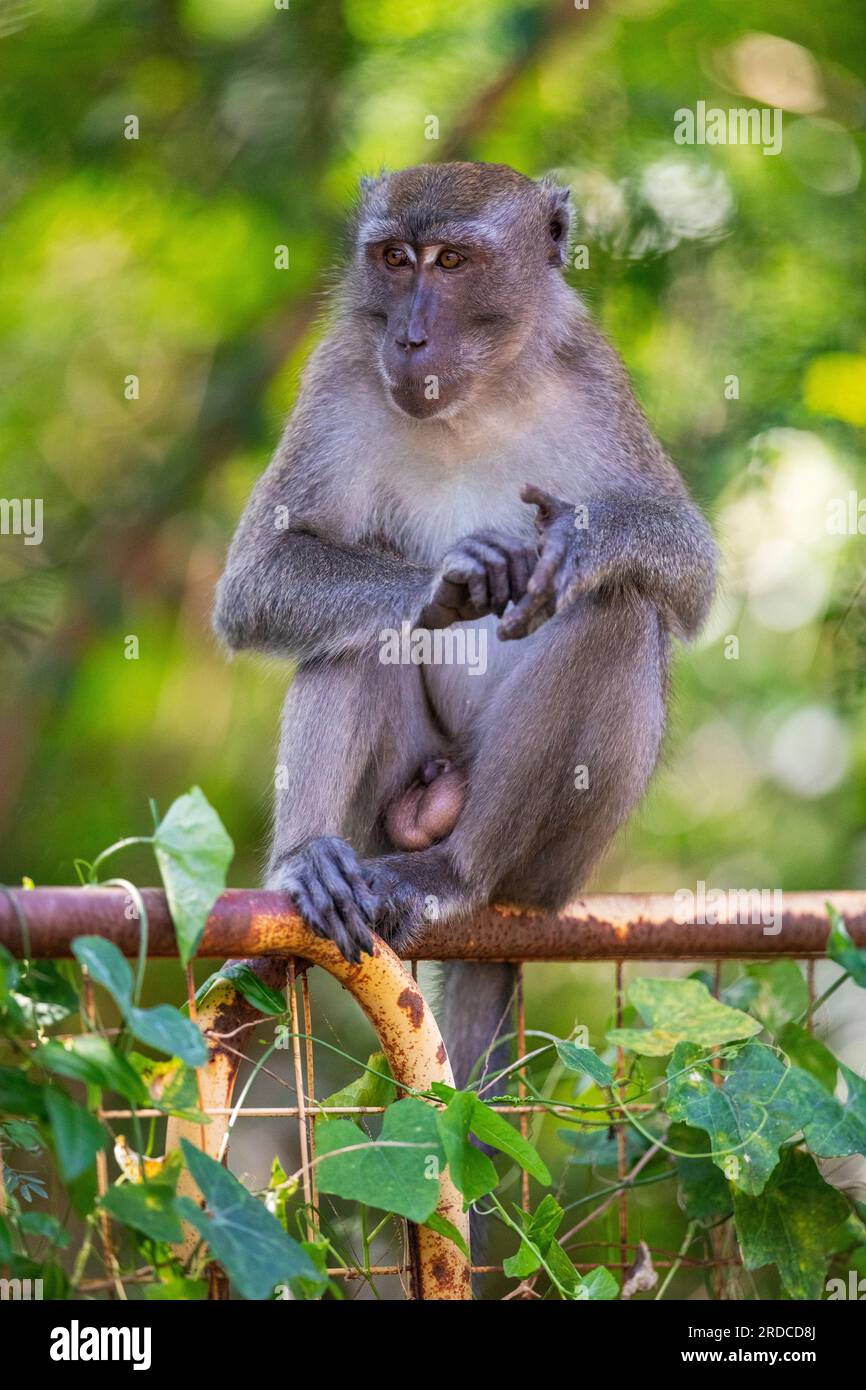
{"left": 2, "top": 887, "right": 865, "bottom": 1300}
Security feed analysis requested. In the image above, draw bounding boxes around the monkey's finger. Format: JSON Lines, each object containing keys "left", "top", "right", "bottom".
{"left": 526, "top": 533, "right": 567, "bottom": 597}
{"left": 461, "top": 539, "right": 510, "bottom": 614}
{"left": 497, "top": 584, "right": 552, "bottom": 640}
{"left": 327, "top": 840, "right": 383, "bottom": 928}
{"left": 443, "top": 556, "right": 488, "bottom": 614}
{"left": 420, "top": 577, "right": 465, "bottom": 628}
{"left": 506, "top": 545, "right": 537, "bottom": 602}
{"left": 520, "top": 483, "right": 559, "bottom": 523}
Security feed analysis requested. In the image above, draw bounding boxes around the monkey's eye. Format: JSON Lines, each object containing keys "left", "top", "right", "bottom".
{"left": 383, "top": 246, "right": 409, "bottom": 268}
{"left": 437, "top": 249, "right": 465, "bottom": 270}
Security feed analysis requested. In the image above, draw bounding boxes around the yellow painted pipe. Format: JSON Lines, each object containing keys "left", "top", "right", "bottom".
{"left": 166, "top": 929, "right": 471, "bottom": 1300}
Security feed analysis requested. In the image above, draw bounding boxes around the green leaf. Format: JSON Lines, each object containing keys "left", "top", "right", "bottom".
{"left": 316, "top": 1097, "right": 444, "bottom": 1222}
{"left": 128, "top": 1053, "right": 208, "bottom": 1122}
{"left": 827, "top": 904, "right": 866, "bottom": 987}
{"left": 504, "top": 1196, "right": 568, "bottom": 1284}
{"left": 13, "top": 961, "right": 79, "bottom": 1027}
{"left": 101, "top": 1183, "right": 183, "bottom": 1244}
{"left": 0, "top": 1066, "right": 47, "bottom": 1119}
{"left": 179, "top": 1140, "right": 317, "bottom": 1300}
{"left": 71, "top": 936, "right": 133, "bottom": 1010}
{"left": 437, "top": 1091, "right": 498, "bottom": 1204}
{"left": 0, "top": 1216, "right": 11, "bottom": 1263}
{"left": 607, "top": 978, "right": 761, "bottom": 1057}
{"left": 665, "top": 1040, "right": 821, "bottom": 1195}
{"left": 153, "top": 787, "right": 234, "bottom": 967}
{"left": 802, "top": 1062, "right": 866, "bottom": 1159}
{"left": 17, "top": 1211, "right": 70, "bottom": 1248}
{"left": 669, "top": 1122, "right": 733, "bottom": 1223}
{"left": 37, "top": 1037, "right": 148, "bottom": 1104}
{"left": 0, "top": 944, "right": 20, "bottom": 1003}
{"left": 66, "top": 1163, "right": 98, "bottom": 1218}
{"left": 144, "top": 1277, "right": 208, "bottom": 1301}
{"left": 317, "top": 1052, "right": 396, "bottom": 1126}
{"left": 0, "top": 1120, "right": 42, "bottom": 1153}
{"left": 733, "top": 1148, "right": 848, "bottom": 1299}
{"left": 579, "top": 1266, "right": 620, "bottom": 1300}
{"left": 559, "top": 1125, "right": 648, "bottom": 1168}
{"left": 45, "top": 1087, "right": 105, "bottom": 1181}
{"left": 777, "top": 1021, "right": 838, "bottom": 1092}
{"left": 743, "top": 962, "right": 808, "bottom": 1034}
{"left": 555, "top": 1041, "right": 613, "bottom": 1087}
{"left": 424, "top": 1212, "right": 470, "bottom": 1258}
{"left": 468, "top": 1096, "right": 551, "bottom": 1185}
{"left": 126, "top": 1004, "right": 208, "bottom": 1067}
{"left": 208, "top": 962, "right": 286, "bottom": 1017}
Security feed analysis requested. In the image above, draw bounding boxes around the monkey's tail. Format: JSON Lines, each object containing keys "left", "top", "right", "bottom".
{"left": 440, "top": 960, "right": 518, "bottom": 1096}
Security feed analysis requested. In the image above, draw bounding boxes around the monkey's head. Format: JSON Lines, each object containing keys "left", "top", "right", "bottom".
{"left": 348, "top": 162, "right": 573, "bottom": 421}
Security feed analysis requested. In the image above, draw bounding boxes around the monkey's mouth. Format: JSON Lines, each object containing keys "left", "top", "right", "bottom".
{"left": 384, "top": 370, "right": 467, "bottom": 421}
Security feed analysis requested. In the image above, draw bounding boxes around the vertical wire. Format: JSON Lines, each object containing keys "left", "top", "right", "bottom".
{"left": 287, "top": 960, "right": 314, "bottom": 1241}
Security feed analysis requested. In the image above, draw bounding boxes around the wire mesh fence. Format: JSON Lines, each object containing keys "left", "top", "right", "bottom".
{"left": 2, "top": 888, "right": 865, "bottom": 1299}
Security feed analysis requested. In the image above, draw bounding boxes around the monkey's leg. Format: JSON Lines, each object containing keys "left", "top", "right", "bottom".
{"left": 366, "top": 593, "right": 668, "bottom": 1082}
{"left": 268, "top": 658, "right": 448, "bottom": 961}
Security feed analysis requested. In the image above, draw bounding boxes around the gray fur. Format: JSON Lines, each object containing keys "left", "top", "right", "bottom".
{"left": 213, "top": 161, "right": 718, "bottom": 1093}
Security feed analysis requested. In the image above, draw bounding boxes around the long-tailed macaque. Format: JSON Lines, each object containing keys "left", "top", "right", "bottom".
{"left": 214, "top": 162, "right": 717, "bottom": 1089}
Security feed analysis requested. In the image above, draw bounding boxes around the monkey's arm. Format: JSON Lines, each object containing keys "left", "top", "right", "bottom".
{"left": 214, "top": 519, "right": 433, "bottom": 661}
{"left": 499, "top": 485, "right": 717, "bottom": 643}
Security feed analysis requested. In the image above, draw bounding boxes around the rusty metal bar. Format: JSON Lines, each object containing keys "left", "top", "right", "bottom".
{"left": 162, "top": 930, "right": 471, "bottom": 1300}
{"left": 2, "top": 888, "right": 863, "bottom": 959}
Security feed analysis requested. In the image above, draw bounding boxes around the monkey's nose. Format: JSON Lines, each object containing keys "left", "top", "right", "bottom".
{"left": 395, "top": 332, "right": 428, "bottom": 353}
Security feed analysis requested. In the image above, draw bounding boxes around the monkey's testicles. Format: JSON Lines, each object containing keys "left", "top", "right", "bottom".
{"left": 384, "top": 762, "right": 467, "bottom": 851}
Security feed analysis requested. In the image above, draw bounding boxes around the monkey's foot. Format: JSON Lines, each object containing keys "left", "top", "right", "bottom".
{"left": 269, "top": 836, "right": 384, "bottom": 964}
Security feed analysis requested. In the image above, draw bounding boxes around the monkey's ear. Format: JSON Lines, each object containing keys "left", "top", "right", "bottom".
{"left": 358, "top": 171, "right": 391, "bottom": 209}
{"left": 540, "top": 178, "right": 574, "bottom": 268}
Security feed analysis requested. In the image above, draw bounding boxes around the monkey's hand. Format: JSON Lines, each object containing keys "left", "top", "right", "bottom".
{"left": 497, "top": 485, "right": 583, "bottom": 641}
{"left": 418, "top": 531, "right": 538, "bottom": 629}
{"left": 269, "top": 836, "right": 384, "bottom": 965}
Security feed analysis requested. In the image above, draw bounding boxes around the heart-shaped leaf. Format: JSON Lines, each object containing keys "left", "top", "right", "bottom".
{"left": 154, "top": 788, "right": 234, "bottom": 967}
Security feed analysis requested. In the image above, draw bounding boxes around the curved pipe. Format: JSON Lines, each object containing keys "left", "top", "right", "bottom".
{"left": 166, "top": 929, "right": 471, "bottom": 1301}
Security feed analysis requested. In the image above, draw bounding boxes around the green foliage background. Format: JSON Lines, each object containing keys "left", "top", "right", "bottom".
{"left": 1, "top": 0, "right": 865, "bottom": 1298}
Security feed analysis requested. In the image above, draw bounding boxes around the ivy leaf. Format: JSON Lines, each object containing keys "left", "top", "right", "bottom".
{"left": 777, "top": 1021, "right": 838, "bottom": 1092}
{"left": 801, "top": 1063, "right": 866, "bottom": 1159}
{"left": 468, "top": 1096, "right": 551, "bottom": 1185}
{"left": 126, "top": 1004, "right": 207, "bottom": 1067}
{"left": 316, "top": 1097, "right": 444, "bottom": 1222}
{"left": 317, "top": 1052, "right": 396, "bottom": 1127}
{"left": 437, "top": 1091, "right": 498, "bottom": 1204}
{"left": 0, "top": 1066, "right": 47, "bottom": 1119}
{"left": 733, "top": 1148, "right": 848, "bottom": 1299}
{"left": 669, "top": 1122, "right": 733, "bottom": 1224}
{"left": 203, "top": 962, "right": 286, "bottom": 1018}
{"left": 13, "top": 961, "right": 79, "bottom": 1027}
{"left": 101, "top": 1183, "right": 183, "bottom": 1244}
{"left": 17, "top": 1211, "right": 69, "bottom": 1248}
{"left": 666, "top": 1040, "right": 829, "bottom": 1194}
{"left": 153, "top": 787, "right": 234, "bottom": 967}
{"left": 423, "top": 1212, "right": 470, "bottom": 1258}
{"left": 37, "top": 1037, "right": 148, "bottom": 1105}
{"left": 555, "top": 1041, "right": 613, "bottom": 1088}
{"left": 71, "top": 936, "right": 133, "bottom": 1011}
{"left": 579, "top": 1266, "right": 620, "bottom": 1300}
{"left": 559, "top": 1125, "right": 648, "bottom": 1168}
{"left": 743, "top": 962, "right": 808, "bottom": 1034}
{"left": 607, "top": 978, "right": 761, "bottom": 1057}
{"left": 128, "top": 1053, "right": 208, "bottom": 1122}
{"left": 827, "top": 904, "right": 866, "bottom": 987}
{"left": 45, "top": 1088, "right": 105, "bottom": 1181}
{"left": 179, "top": 1140, "right": 317, "bottom": 1300}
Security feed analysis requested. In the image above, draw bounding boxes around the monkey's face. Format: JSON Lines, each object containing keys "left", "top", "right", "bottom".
{"left": 352, "top": 164, "right": 572, "bottom": 421}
